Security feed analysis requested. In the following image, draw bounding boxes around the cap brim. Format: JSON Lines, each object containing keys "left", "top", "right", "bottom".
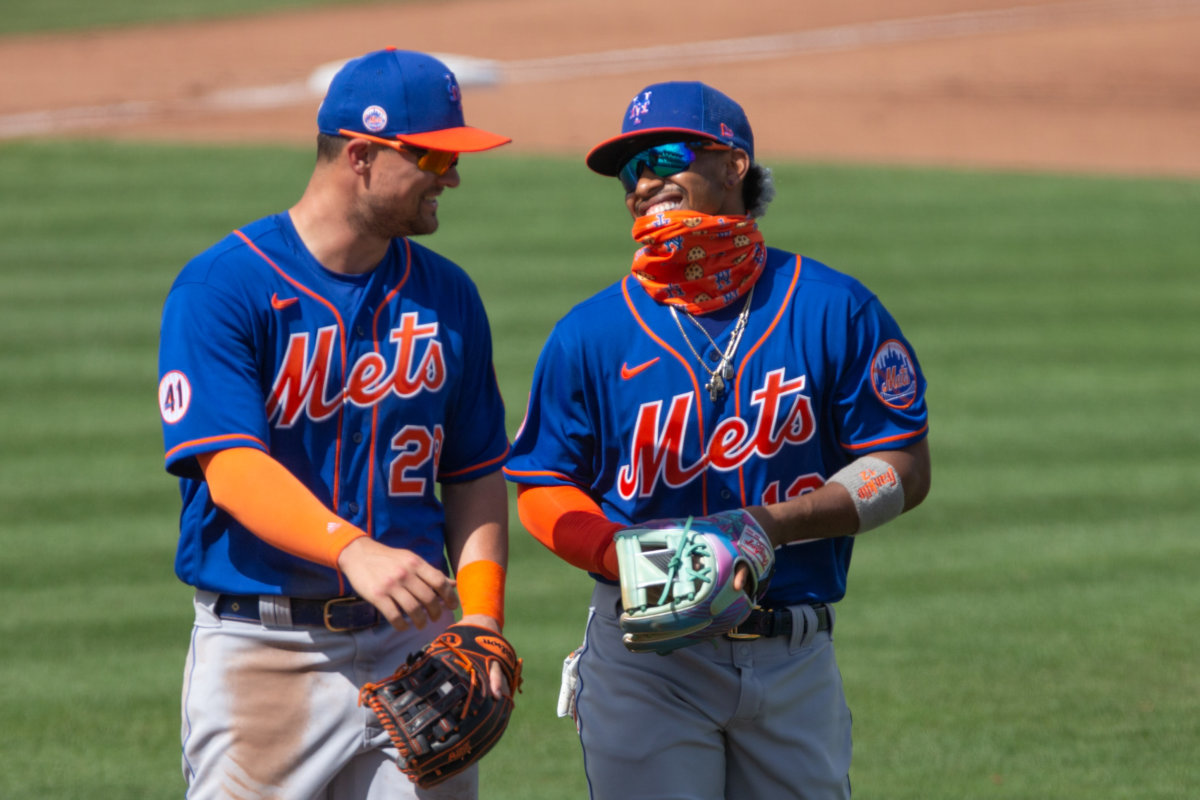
{"left": 585, "top": 127, "right": 720, "bottom": 175}
{"left": 394, "top": 126, "right": 511, "bottom": 152}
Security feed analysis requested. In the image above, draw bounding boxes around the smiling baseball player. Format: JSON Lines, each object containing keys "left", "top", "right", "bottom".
{"left": 158, "top": 49, "right": 514, "bottom": 799}
{"left": 504, "top": 82, "right": 932, "bottom": 799}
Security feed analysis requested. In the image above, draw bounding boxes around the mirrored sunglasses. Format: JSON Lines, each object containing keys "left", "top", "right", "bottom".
{"left": 617, "top": 141, "right": 728, "bottom": 192}
{"left": 338, "top": 129, "right": 460, "bottom": 175}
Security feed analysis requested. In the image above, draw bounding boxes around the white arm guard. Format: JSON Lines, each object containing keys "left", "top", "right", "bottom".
{"left": 827, "top": 456, "right": 905, "bottom": 534}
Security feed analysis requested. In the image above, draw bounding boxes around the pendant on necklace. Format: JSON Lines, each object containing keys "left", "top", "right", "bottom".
{"left": 706, "top": 373, "right": 725, "bottom": 402}
{"left": 721, "top": 362, "right": 734, "bottom": 380}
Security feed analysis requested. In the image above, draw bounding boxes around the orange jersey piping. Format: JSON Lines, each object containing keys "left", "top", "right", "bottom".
{"left": 165, "top": 433, "right": 268, "bottom": 464}
{"left": 843, "top": 424, "right": 929, "bottom": 451}
{"left": 621, "top": 275, "right": 711, "bottom": 515}
{"left": 731, "top": 256, "right": 802, "bottom": 506}
{"left": 502, "top": 466, "right": 578, "bottom": 483}
{"left": 234, "top": 228, "right": 349, "bottom": 510}
{"left": 440, "top": 444, "right": 512, "bottom": 480}
{"left": 365, "top": 238, "right": 413, "bottom": 527}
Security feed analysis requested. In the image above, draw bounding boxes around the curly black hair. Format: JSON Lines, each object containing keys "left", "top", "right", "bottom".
{"left": 742, "top": 163, "right": 776, "bottom": 219}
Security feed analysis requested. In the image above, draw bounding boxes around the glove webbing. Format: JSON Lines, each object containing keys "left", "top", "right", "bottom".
{"left": 661, "top": 531, "right": 710, "bottom": 604}
{"left": 436, "top": 639, "right": 481, "bottom": 721}
{"left": 645, "top": 518, "right": 714, "bottom": 608}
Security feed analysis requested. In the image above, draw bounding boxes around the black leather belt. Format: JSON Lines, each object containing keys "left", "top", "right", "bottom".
{"left": 727, "top": 604, "right": 831, "bottom": 640}
{"left": 214, "top": 594, "right": 382, "bottom": 632}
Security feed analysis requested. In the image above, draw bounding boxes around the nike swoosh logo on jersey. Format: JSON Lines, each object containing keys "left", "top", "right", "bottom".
{"left": 271, "top": 293, "right": 299, "bottom": 310}
{"left": 621, "top": 357, "right": 660, "bottom": 380}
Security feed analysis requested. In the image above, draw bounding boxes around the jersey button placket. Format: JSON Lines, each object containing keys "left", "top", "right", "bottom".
{"left": 341, "top": 330, "right": 371, "bottom": 525}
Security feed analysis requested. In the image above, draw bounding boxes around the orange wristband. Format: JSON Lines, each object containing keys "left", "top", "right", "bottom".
{"left": 456, "top": 559, "right": 506, "bottom": 629}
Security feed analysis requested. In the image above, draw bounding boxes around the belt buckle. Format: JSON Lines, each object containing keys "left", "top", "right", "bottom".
{"left": 726, "top": 606, "right": 763, "bottom": 640}
{"left": 323, "top": 597, "right": 362, "bottom": 632}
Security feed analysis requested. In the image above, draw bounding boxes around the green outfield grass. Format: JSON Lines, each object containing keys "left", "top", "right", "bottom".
{"left": 0, "top": 0, "right": 409, "bottom": 35}
{"left": 0, "top": 140, "right": 1196, "bottom": 799}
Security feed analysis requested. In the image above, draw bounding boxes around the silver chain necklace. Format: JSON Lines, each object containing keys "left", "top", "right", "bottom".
{"left": 669, "top": 285, "right": 755, "bottom": 402}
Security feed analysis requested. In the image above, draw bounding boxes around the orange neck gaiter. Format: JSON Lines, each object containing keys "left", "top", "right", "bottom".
{"left": 630, "top": 211, "right": 766, "bottom": 315}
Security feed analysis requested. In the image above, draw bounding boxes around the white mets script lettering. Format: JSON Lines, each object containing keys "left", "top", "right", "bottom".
{"left": 267, "top": 314, "right": 445, "bottom": 427}
{"left": 617, "top": 369, "right": 815, "bottom": 499}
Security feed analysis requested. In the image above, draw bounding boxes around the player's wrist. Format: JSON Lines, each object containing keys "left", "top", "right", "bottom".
{"left": 458, "top": 613, "right": 502, "bottom": 634}
{"left": 746, "top": 505, "right": 802, "bottom": 549}
{"left": 330, "top": 525, "right": 370, "bottom": 564}
{"left": 599, "top": 539, "right": 620, "bottom": 580}
{"left": 333, "top": 529, "right": 373, "bottom": 571}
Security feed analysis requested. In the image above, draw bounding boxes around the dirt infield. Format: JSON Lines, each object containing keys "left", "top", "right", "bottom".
{"left": 2, "top": 0, "right": 1199, "bottom": 176}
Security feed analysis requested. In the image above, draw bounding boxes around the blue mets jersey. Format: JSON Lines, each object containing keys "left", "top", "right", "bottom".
{"left": 503, "top": 247, "right": 927, "bottom": 606}
{"left": 158, "top": 212, "right": 509, "bottom": 598}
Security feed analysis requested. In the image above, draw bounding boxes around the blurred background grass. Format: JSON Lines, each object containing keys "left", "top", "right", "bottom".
{"left": 0, "top": 139, "right": 1196, "bottom": 798}
{"left": 0, "top": 0, "right": 410, "bottom": 35}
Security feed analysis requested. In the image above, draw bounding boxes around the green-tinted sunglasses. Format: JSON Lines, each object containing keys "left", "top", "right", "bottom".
{"left": 618, "top": 141, "right": 728, "bottom": 192}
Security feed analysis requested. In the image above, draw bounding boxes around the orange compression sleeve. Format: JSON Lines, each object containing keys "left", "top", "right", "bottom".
{"left": 198, "top": 447, "right": 367, "bottom": 568}
{"left": 516, "top": 484, "right": 622, "bottom": 580}
{"left": 456, "top": 559, "right": 506, "bottom": 629}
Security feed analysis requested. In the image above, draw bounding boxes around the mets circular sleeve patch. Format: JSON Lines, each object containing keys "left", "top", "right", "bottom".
{"left": 870, "top": 340, "right": 918, "bottom": 409}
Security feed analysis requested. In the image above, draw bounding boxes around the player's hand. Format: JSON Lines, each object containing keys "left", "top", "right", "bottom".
{"left": 460, "top": 612, "right": 511, "bottom": 700}
{"left": 732, "top": 564, "right": 753, "bottom": 594}
{"left": 733, "top": 506, "right": 781, "bottom": 594}
{"left": 337, "top": 537, "right": 459, "bottom": 630}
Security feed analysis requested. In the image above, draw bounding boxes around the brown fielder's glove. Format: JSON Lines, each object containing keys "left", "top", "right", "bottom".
{"left": 359, "top": 623, "right": 523, "bottom": 788}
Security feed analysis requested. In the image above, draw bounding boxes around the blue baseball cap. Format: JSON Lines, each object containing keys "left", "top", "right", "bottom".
{"left": 586, "top": 81, "right": 754, "bottom": 175}
{"left": 317, "top": 48, "right": 510, "bottom": 152}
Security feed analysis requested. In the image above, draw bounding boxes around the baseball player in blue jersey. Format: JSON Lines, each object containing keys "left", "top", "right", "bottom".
{"left": 503, "top": 82, "right": 932, "bottom": 798}
{"left": 158, "top": 49, "right": 513, "bottom": 799}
